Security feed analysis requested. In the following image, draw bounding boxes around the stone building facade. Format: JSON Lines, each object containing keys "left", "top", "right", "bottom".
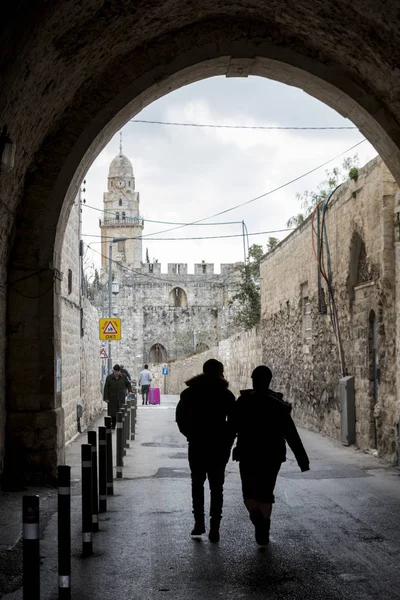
{"left": 61, "top": 192, "right": 102, "bottom": 443}
{"left": 95, "top": 149, "right": 242, "bottom": 379}
{"left": 260, "top": 157, "right": 400, "bottom": 464}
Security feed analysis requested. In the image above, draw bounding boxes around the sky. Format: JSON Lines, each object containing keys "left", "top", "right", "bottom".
{"left": 81, "top": 75, "right": 378, "bottom": 277}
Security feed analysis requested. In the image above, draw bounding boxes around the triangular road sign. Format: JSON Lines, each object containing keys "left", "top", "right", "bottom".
{"left": 100, "top": 348, "right": 108, "bottom": 359}
{"left": 103, "top": 321, "right": 118, "bottom": 334}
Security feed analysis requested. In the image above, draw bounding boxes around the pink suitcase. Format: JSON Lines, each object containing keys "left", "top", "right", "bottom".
{"left": 148, "top": 387, "right": 160, "bottom": 405}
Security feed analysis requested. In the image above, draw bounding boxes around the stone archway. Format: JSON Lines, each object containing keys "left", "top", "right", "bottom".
{"left": 3, "top": 1, "right": 400, "bottom": 482}
{"left": 148, "top": 343, "right": 168, "bottom": 364}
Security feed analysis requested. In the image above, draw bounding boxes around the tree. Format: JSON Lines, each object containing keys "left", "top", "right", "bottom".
{"left": 286, "top": 155, "right": 360, "bottom": 228}
{"left": 231, "top": 244, "right": 263, "bottom": 330}
{"left": 267, "top": 237, "right": 279, "bottom": 252}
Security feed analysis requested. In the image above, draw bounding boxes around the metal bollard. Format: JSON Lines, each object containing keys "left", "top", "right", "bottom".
{"left": 131, "top": 403, "right": 136, "bottom": 441}
{"left": 23, "top": 495, "right": 40, "bottom": 600}
{"left": 58, "top": 465, "right": 71, "bottom": 599}
{"left": 116, "top": 411, "right": 123, "bottom": 479}
{"left": 81, "top": 444, "right": 93, "bottom": 556}
{"left": 124, "top": 404, "right": 130, "bottom": 450}
{"left": 87, "top": 431, "right": 99, "bottom": 533}
{"left": 126, "top": 398, "right": 131, "bottom": 447}
{"left": 122, "top": 407, "right": 127, "bottom": 456}
{"left": 98, "top": 426, "right": 107, "bottom": 512}
{"left": 104, "top": 416, "right": 114, "bottom": 496}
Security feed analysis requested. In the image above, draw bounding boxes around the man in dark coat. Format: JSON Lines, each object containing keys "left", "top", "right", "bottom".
{"left": 176, "top": 359, "right": 236, "bottom": 543}
{"left": 103, "top": 364, "right": 132, "bottom": 429}
{"left": 233, "top": 365, "right": 310, "bottom": 545}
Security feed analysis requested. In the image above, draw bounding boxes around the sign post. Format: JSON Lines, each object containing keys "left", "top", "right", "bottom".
{"left": 161, "top": 363, "right": 169, "bottom": 395}
{"left": 99, "top": 318, "right": 121, "bottom": 375}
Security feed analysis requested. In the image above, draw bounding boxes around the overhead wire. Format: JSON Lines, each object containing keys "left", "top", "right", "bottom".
{"left": 81, "top": 227, "right": 294, "bottom": 242}
{"left": 130, "top": 119, "right": 358, "bottom": 131}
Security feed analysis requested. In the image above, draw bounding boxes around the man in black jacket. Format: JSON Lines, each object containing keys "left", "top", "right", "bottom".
{"left": 176, "top": 359, "right": 236, "bottom": 542}
{"left": 233, "top": 365, "right": 310, "bottom": 545}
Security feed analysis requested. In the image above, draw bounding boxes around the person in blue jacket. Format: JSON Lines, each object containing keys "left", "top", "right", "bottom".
{"left": 233, "top": 365, "right": 310, "bottom": 545}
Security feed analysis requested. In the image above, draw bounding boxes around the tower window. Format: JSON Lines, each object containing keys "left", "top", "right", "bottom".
{"left": 116, "top": 212, "right": 120, "bottom": 221}
{"left": 119, "top": 199, "right": 122, "bottom": 206}
{"left": 122, "top": 212, "right": 126, "bottom": 220}
{"left": 128, "top": 181, "right": 131, "bottom": 187}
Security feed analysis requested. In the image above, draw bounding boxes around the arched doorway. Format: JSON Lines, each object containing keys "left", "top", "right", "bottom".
{"left": 3, "top": 2, "right": 400, "bottom": 482}
{"left": 148, "top": 343, "right": 168, "bottom": 364}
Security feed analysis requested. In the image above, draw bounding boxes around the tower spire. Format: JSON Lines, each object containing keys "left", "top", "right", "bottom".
{"left": 119, "top": 131, "right": 123, "bottom": 155}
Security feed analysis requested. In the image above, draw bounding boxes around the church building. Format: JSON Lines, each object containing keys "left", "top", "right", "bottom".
{"left": 95, "top": 143, "right": 242, "bottom": 377}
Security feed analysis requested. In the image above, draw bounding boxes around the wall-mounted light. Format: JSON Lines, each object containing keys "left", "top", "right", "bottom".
{"left": 0, "top": 127, "right": 16, "bottom": 172}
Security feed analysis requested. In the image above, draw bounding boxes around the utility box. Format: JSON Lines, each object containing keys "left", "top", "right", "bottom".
{"left": 340, "top": 376, "right": 355, "bottom": 445}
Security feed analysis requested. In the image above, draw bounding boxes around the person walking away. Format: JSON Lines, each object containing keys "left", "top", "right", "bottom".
{"left": 139, "top": 364, "right": 153, "bottom": 405}
{"left": 176, "top": 359, "right": 236, "bottom": 543}
{"left": 233, "top": 365, "right": 309, "bottom": 545}
{"left": 120, "top": 365, "right": 131, "bottom": 382}
{"left": 103, "top": 364, "right": 132, "bottom": 429}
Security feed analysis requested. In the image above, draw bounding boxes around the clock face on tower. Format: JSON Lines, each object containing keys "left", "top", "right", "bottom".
{"left": 115, "top": 178, "right": 126, "bottom": 189}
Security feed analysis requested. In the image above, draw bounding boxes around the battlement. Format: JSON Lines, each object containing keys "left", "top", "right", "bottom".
{"left": 138, "top": 262, "right": 242, "bottom": 276}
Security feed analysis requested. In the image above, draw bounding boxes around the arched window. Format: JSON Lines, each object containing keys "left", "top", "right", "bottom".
{"left": 119, "top": 199, "right": 122, "bottom": 206}
{"left": 347, "top": 232, "right": 372, "bottom": 304}
{"left": 116, "top": 212, "right": 120, "bottom": 221}
{"left": 149, "top": 343, "right": 167, "bottom": 364}
{"left": 122, "top": 211, "right": 126, "bottom": 220}
{"left": 169, "top": 287, "right": 188, "bottom": 308}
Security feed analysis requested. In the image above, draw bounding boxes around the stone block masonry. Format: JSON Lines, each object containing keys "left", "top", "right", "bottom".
{"left": 158, "top": 326, "right": 262, "bottom": 399}
{"left": 260, "top": 157, "right": 399, "bottom": 464}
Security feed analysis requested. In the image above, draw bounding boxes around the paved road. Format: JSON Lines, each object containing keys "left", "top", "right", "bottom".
{"left": 3, "top": 395, "right": 400, "bottom": 599}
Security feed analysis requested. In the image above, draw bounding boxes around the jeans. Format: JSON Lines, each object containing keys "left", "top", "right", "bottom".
{"left": 188, "top": 444, "right": 229, "bottom": 521}
{"left": 141, "top": 384, "right": 150, "bottom": 404}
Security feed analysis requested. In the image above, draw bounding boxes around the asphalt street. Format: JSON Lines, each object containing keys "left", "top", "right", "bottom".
{"left": 2, "top": 395, "right": 400, "bottom": 599}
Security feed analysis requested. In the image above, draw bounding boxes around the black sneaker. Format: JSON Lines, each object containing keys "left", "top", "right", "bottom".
{"left": 250, "top": 510, "right": 270, "bottom": 545}
{"left": 191, "top": 521, "right": 206, "bottom": 536}
{"left": 208, "top": 518, "right": 220, "bottom": 543}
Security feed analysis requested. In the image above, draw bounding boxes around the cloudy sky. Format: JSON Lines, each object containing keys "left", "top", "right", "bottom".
{"left": 81, "top": 75, "right": 377, "bottom": 276}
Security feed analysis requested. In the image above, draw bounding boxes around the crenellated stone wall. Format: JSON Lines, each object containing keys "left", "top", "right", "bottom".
{"left": 260, "top": 157, "right": 399, "bottom": 463}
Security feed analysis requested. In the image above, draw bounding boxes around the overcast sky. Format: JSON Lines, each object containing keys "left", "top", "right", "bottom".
{"left": 81, "top": 75, "right": 377, "bottom": 276}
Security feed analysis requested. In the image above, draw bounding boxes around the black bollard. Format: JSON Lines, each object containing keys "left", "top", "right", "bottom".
{"left": 104, "top": 416, "right": 114, "bottom": 496}
{"left": 126, "top": 398, "right": 131, "bottom": 447}
{"left": 116, "top": 411, "right": 123, "bottom": 479}
{"left": 23, "top": 495, "right": 40, "bottom": 600}
{"left": 124, "top": 404, "right": 129, "bottom": 450}
{"left": 122, "top": 407, "right": 126, "bottom": 457}
{"left": 87, "top": 431, "right": 99, "bottom": 533}
{"left": 131, "top": 404, "right": 136, "bottom": 441}
{"left": 81, "top": 444, "right": 93, "bottom": 556}
{"left": 57, "top": 465, "right": 71, "bottom": 599}
{"left": 98, "top": 426, "right": 107, "bottom": 513}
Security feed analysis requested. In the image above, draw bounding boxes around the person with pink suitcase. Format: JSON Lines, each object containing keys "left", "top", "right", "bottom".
{"left": 139, "top": 364, "right": 153, "bottom": 405}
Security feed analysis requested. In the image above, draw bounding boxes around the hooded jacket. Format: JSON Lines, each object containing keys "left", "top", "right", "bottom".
{"left": 176, "top": 374, "right": 236, "bottom": 450}
{"left": 235, "top": 388, "right": 309, "bottom": 471}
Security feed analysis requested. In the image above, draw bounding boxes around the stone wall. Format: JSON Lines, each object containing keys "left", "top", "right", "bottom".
{"left": 159, "top": 326, "right": 262, "bottom": 398}
{"left": 61, "top": 196, "right": 102, "bottom": 442}
{"left": 260, "top": 157, "right": 399, "bottom": 463}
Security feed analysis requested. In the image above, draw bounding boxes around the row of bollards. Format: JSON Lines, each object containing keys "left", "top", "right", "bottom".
{"left": 22, "top": 393, "right": 137, "bottom": 599}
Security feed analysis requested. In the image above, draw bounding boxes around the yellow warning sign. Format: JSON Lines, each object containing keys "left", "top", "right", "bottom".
{"left": 99, "top": 318, "right": 121, "bottom": 340}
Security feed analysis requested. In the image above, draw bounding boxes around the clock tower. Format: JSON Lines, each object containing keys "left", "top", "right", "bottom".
{"left": 100, "top": 135, "right": 144, "bottom": 270}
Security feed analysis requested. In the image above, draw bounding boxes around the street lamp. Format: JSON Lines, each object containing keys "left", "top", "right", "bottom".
{"left": 108, "top": 237, "right": 127, "bottom": 374}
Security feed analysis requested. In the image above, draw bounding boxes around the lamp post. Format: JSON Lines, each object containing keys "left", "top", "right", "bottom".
{"left": 108, "top": 237, "right": 127, "bottom": 374}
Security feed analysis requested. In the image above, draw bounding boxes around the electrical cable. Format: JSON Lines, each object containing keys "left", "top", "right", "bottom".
{"left": 85, "top": 244, "right": 241, "bottom": 287}
{"left": 131, "top": 139, "right": 368, "bottom": 240}
{"left": 130, "top": 118, "right": 358, "bottom": 131}
{"left": 81, "top": 227, "right": 294, "bottom": 241}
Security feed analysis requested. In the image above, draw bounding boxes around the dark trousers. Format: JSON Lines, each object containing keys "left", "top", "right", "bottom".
{"left": 188, "top": 444, "right": 228, "bottom": 521}
{"left": 111, "top": 415, "right": 116, "bottom": 429}
{"left": 141, "top": 385, "right": 150, "bottom": 404}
